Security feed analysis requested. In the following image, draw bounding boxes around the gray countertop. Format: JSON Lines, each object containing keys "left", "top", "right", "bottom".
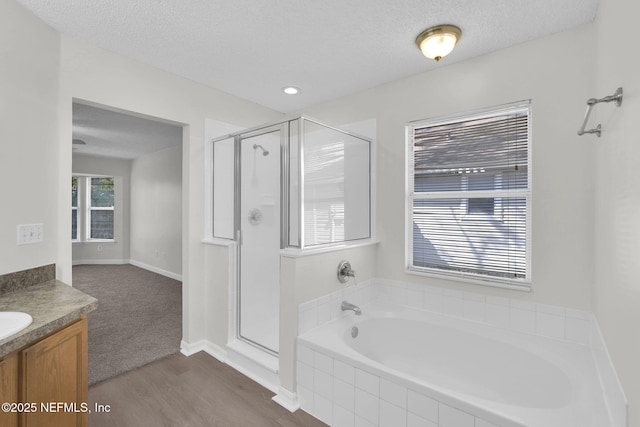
{"left": 0, "top": 280, "right": 97, "bottom": 358}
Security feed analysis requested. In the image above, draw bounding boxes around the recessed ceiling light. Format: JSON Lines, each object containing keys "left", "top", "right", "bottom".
{"left": 283, "top": 86, "right": 300, "bottom": 95}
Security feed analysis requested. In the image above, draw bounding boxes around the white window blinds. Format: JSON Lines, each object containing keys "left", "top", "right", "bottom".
{"left": 407, "top": 101, "right": 531, "bottom": 287}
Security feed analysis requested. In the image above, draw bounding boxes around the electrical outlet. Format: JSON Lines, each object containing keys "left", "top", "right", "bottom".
{"left": 17, "top": 223, "right": 44, "bottom": 245}
{"left": 97, "top": 244, "right": 103, "bottom": 252}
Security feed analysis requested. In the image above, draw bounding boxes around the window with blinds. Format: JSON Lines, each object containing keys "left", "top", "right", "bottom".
{"left": 89, "top": 177, "right": 115, "bottom": 240}
{"left": 407, "top": 101, "right": 531, "bottom": 288}
{"left": 71, "top": 175, "right": 115, "bottom": 242}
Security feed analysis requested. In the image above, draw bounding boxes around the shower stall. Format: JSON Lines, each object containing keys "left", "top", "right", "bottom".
{"left": 212, "top": 116, "right": 372, "bottom": 356}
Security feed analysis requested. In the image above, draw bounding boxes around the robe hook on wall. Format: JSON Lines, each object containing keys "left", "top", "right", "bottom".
{"left": 577, "top": 87, "right": 623, "bottom": 137}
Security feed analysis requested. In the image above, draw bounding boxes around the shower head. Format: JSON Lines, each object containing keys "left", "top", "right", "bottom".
{"left": 253, "top": 144, "right": 269, "bottom": 156}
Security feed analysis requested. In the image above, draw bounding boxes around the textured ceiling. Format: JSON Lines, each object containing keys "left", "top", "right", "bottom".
{"left": 18, "top": 0, "right": 597, "bottom": 114}
{"left": 72, "top": 103, "right": 182, "bottom": 159}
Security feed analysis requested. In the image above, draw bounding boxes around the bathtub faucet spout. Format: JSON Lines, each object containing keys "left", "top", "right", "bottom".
{"left": 341, "top": 301, "right": 361, "bottom": 316}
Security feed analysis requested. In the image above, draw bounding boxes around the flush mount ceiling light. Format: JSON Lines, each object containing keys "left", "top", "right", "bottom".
{"left": 415, "top": 25, "right": 461, "bottom": 62}
{"left": 282, "top": 86, "right": 300, "bottom": 95}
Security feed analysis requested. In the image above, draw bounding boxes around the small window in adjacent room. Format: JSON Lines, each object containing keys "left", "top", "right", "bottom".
{"left": 406, "top": 100, "right": 531, "bottom": 289}
{"left": 72, "top": 176, "right": 79, "bottom": 241}
{"left": 88, "top": 177, "right": 115, "bottom": 240}
{"left": 72, "top": 175, "right": 115, "bottom": 242}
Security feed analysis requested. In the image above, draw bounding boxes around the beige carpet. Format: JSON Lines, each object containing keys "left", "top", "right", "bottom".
{"left": 73, "top": 264, "right": 182, "bottom": 385}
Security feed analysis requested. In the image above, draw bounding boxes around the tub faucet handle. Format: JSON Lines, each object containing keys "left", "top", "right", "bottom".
{"left": 337, "top": 260, "right": 356, "bottom": 283}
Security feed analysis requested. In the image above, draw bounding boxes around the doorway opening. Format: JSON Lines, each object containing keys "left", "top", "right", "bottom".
{"left": 71, "top": 100, "right": 184, "bottom": 384}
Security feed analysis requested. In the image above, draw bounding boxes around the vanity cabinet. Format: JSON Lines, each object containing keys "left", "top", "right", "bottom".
{"left": 0, "top": 352, "right": 19, "bottom": 427}
{"left": 0, "top": 316, "right": 88, "bottom": 427}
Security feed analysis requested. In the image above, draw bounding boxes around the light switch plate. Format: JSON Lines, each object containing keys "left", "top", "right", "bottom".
{"left": 17, "top": 223, "right": 43, "bottom": 245}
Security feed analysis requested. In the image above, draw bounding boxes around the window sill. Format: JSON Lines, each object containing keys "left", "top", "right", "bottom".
{"left": 202, "top": 237, "right": 236, "bottom": 247}
{"left": 281, "top": 239, "right": 379, "bottom": 258}
{"left": 201, "top": 237, "right": 379, "bottom": 255}
{"left": 406, "top": 266, "right": 531, "bottom": 292}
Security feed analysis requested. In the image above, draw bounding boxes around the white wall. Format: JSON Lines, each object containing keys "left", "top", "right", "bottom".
{"left": 280, "top": 243, "right": 379, "bottom": 391}
{"left": 130, "top": 145, "right": 182, "bottom": 277}
{"left": 594, "top": 0, "right": 640, "bottom": 424}
{"left": 0, "top": 0, "right": 59, "bottom": 275}
{"left": 274, "top": 27, "right": 599, "bottom": 395}
{"left": 276, "top": 119, "right": 378, "bottom": 392}
{"left": 303, "top": 24, "right": 596, "bottom": 311}
{"left": 72, "top": 136, "right": 182, "bottom": 279}
{"left": 72, "top": 154, "right": 132, "bottom": 263}
{"left": 7, "top": 0, "right": 637, "bottom": 420}
{"left": 57, "top": 35, "right": 282, "bottom": 346}
{"left": 301, "top": 16, "right": 640, "bottom": 422}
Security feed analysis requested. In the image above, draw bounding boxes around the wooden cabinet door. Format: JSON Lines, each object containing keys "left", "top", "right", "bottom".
{"left": 20, "top": 317, "right": 88, "bottom": 427}
{"left": 0, "top": 352, "right": 18, "bottom": 427}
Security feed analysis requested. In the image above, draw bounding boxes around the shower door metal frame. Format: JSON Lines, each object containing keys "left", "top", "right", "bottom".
{"left": 289, "top": 116, "right": 373, "bottom": 249}
{"left": 234, "top": 123, "right": 287, "bottom": 356}
{"left": 212, "top": 115, "right": 373, "bottom": 248}
{"left": 210, "top": 115, "right": 373, "bottom": 356}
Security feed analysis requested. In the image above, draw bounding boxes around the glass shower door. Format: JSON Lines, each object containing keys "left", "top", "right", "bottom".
{"left": 238, "top": 126, "right": 281, "bottom": 354}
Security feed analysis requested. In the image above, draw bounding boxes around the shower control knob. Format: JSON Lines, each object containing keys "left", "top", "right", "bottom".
{"left": 248, "top": 208, "right": 263, "bottom": 225}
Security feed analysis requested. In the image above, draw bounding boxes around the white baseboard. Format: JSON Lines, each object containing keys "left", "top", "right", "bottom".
{"left": 72, "top": 258, "right": 128, "bottom": 266}
{"left": 129, "top": 259, "right": 182, "bottom": 281}
{"left": 180, "top": 339, "right": 227, "bottom": 362}
{"left": 72, "top": 258, "right": 182, "bottom": 281}
{"left": 180, "top": 339, "right": 207, "bottom": 357}
{"left": 226, "top": 341, "right": 280, "bottom": 394}
{"left": 272, "top": 386, "right": 300, "bottom": 412}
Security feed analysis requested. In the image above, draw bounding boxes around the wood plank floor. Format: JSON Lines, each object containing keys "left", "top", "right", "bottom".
{"left": 88, "top": 351, "right": 327, "bottom": 427}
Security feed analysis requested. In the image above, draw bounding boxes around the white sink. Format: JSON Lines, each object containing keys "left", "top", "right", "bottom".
{"left": 0, "top": 312, "right": 33, "bottom": 340}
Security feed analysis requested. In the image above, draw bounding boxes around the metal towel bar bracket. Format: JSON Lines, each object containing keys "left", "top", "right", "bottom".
{"left": 577, "top": 87, "right": 623, "bottom": 137}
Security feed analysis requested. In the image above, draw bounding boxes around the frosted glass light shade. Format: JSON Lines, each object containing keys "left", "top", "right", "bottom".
{"left": 416, "top": 25, "right": 461, "bottom": 61}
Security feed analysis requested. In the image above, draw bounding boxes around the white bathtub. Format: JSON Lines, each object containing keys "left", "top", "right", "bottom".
{"left": 297, "top": 302, "right": 611, "bottom": 427}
